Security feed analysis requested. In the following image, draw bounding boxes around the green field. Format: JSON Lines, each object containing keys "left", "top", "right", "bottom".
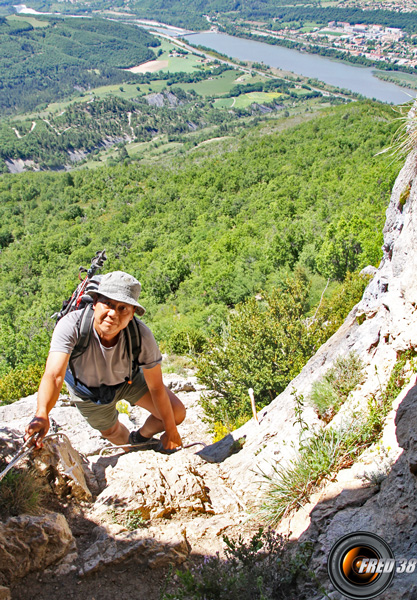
{"left": 6, "top": 15, "right": 49, "bottom": 27}
{"left": 214, "top": 91, "right": 282, "bottom": 108}
{"left": 319, "top": 30, "right": 345, "bottom": 36}
{"left": 180, "top": 70, "right": 266, "bottom": 96}
{"left": 139, "top": 39, "right": 213, "bottom": 73}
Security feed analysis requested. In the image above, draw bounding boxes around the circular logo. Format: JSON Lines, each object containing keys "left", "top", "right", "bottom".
{"left": 327, "top": 532, "right": 395, "bottom": 599}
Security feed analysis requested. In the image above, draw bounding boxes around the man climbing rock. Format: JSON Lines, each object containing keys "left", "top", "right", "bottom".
{"left": 25, "top": 271, "right": 185, "bottom": 453}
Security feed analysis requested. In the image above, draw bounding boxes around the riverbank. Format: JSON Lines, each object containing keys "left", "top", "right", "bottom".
{"left": 373, "top": 69, "right": 417, "bottom": 91}
{"left": 183, "top": 31, "right": 416, "bottom": 104}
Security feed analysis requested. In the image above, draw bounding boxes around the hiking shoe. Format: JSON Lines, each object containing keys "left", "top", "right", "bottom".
{"left": 128, "top": 430, "right": 160, "bottom": 451}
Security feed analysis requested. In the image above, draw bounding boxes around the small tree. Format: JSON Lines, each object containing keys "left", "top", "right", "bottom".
{"left": 196, "top": 269, "right": 316, "bottom": 430}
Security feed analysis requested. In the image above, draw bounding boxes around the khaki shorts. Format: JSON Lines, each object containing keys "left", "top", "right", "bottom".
{"left": 69, "top": 368, "right": 149, "bottom": 432}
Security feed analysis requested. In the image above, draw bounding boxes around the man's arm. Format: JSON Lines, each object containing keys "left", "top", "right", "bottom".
{"left": 25, "top": 352, "right": 70, "bottom": 447}
{"left": 142, "top": 364, "right": 182, "bottom": 450}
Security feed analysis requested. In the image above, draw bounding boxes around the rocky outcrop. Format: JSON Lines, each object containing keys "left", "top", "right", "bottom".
{"left": 80, "top": 523, "right": 190, "bottom": 575}
{"left": 200, "top": 120, "right": 417, "bottom": 598}
{"left": 0, "top": 375, "right": 242, "bottom": 585}
{"left": 33, "top": 433, "right": 93, "bottom": 501}
{"left": 145, "top": 91, "right": 181, "bottom": 107}
{"left": 90, "top": 451, "right": 213, "bottom": 520}
{"left": 0, "top": 512, "right": 75, "bottom": 585}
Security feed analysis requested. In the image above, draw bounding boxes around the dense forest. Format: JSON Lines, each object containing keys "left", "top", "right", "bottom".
{"left": 0, "top": 16, "right": 159, "bottom": 114}
{"left": 0, "top": 102, "right": 400, "bottom": 386}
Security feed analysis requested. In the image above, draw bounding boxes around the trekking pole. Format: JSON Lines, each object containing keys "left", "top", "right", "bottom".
{"left": 0, "top": 435, "right": 35, "bottom": 483}
{"left": 75, "top": 249, "right": 107, "bottom": 305}
{"left": 52, "top": 250, "right": 107, "bottom": 320}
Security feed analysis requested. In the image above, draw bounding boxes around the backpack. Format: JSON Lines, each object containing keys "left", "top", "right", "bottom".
{"left": 54, "top": 251, "right": 142, "bottom": 386}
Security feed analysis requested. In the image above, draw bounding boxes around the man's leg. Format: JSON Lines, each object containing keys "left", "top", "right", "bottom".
{"left": 71, "top": 394, "right": 129, "bottom": 445}
{"left": 100, "top": 419, "right": 130, "bottom": 445}
{"left": 134, "top": 387, "right": 186, "bottom": 438}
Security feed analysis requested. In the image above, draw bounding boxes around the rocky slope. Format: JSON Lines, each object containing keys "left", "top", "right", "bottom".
{"left": 2, "top": 108, "right": 417, "bottom": 599}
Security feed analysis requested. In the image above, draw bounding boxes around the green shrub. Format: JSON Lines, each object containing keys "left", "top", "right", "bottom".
{"left": 161, "top": 527, "right": 314, "bottom": 600}
{"left": 310, "top": 271, "right": 372, "bottom": 348}
{"left": 0, "top": 363, "right": 44, "bottom": 405}
{"left": 196, "top": 269, "right": 370, "bottom": 433}
{"left": 309, "top": 351, "right": 365, "bottom": 422}
{"left": 167, "top": 327, "right": 207, "bottom": 355}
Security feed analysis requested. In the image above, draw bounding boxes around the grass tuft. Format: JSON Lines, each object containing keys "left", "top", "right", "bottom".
{"left": 0, "top": 468, "right": 45, "bottom": 518}
{"left": 309, "top": 351, "right": 365, "bottom": 422}
{"left": 259, "top": 426, "right": 358, "bottom": 524}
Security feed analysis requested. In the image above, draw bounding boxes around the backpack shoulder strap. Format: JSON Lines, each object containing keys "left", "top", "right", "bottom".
{"left": 129, "top": 316, "right": 142, "bottom": 361}
{"left": 124, "top": 316, "right": 142, "bottom": 384}
{"left": 69, "top": 304, "right": 95, "bottom": 385}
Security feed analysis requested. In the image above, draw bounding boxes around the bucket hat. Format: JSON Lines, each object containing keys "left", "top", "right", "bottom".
{"left": 92, "top": 271, "right": 146, "bottom": 316}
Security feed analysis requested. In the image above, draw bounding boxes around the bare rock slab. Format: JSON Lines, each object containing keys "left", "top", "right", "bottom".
{"left": 90, "top": 451, "right": 212, "bottom": 520}
{"left": 80, "top": 524, "right": 190, "bottom": 575}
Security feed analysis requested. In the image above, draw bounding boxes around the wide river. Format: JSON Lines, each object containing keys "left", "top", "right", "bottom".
{"left": 183, "top": 31, "right": 416, "bottom": 105}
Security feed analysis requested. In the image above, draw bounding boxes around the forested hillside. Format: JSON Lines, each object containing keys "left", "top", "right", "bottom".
{"left": 0, "top": 16, "right": 158, "bottom": 114}
{"left": 0, "top": 76, "right": 322, "bottom": 171}
{"left": 0, "top": 101, "right": 400, "bottom": 382}
{"left": 3, "top": 0, "right": 416, "bottom": 33}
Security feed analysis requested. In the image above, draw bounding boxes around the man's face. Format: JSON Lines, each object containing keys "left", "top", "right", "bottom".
{"left": 93, "top": 296, "right": 135, "bottom": 342}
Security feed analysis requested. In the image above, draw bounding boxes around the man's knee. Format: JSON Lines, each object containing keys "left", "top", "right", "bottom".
{"left": 173, "top": 399, "right": 186, "bottom": 425}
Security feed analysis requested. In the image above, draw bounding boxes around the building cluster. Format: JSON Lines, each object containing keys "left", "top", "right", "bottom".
{"left": 316, "top": 21, "right": 417, "bottom": 67}
{"left": 327, "top": 21, "right": 403, "bottom": 41}
{"left": 268, "top": 20, "right": 415, "bottom": 68}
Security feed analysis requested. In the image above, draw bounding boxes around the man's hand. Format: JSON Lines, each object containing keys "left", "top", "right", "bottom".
{"left": 25, "top": 351, "right": 69, "bottom": 448}
{"left": 25, "top": 416, "right": 50, "bottom": 448}
{"left": 160, "top": 428, "right": 182, "bottom": 451}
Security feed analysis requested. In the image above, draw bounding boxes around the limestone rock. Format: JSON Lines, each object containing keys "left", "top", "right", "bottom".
{"left": 90, "top": 450, "right": 213, "bottom": 520}
{"left": 0, "top": 426, "right": 28, "bottom": 465}
{"left": 0, "top": 394, "right": 108, "bottom": 457}
{"left": 33, "top": 433, "right": 93, "bottom": 501}
{"left": 0, "top": 512, "right": 74, "bottom": 585}
{"left": 169, "top": 380, "right": 196, "bottom": 393}
{"left": 80, "top": 524, "right": 189, "bottom": 575}
{"left": 289, "top": 140, "right": 417, "bottom": 599}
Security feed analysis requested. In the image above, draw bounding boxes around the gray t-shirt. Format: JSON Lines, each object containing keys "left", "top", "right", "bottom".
{"left": 50, "top": 310, "right": 162, "bottom": 387}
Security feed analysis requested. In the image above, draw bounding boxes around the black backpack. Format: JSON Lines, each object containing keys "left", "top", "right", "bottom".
{"left": 54, "top": 251, "right": 142, "bottom": 385}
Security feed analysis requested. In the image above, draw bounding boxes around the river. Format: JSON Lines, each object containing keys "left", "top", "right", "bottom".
{"left": 183, "top": 31, "right": 416, "bottom": 105}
